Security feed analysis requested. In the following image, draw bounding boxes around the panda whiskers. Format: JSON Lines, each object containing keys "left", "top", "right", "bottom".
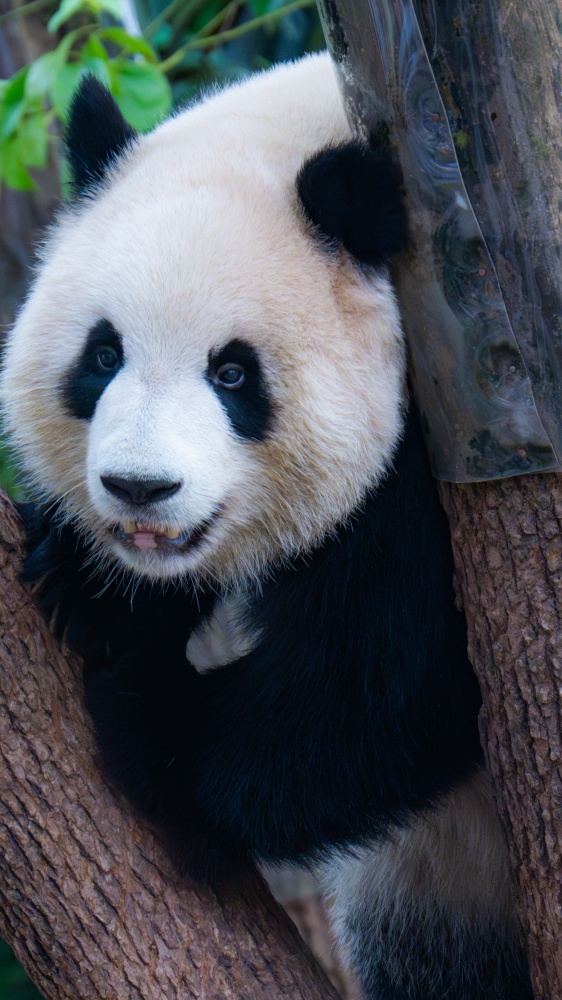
{"left": 22, "top": 480, "right": 82, "bottom": 517}
{"left": 91, "top": 551, "right": 133, "bottom": 599}
{"left": 126, "top": 570, "right": 145, "bottom": 608}
{"left": 77, "top": 518, "right": 133, "bottom": 594}
{"left": 43, "top": 481, "right": 89, "bottom": 520}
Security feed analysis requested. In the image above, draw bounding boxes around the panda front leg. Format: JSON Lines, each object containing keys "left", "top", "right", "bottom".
{"left": 323, "top": 768, "right": 533, "bottom": 1000}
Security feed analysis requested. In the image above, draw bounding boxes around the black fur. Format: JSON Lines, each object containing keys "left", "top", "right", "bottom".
{"left": 207, "top": 339, "right": 273, "bottom": 441}
{"left": 297, "top": 142, "right": 407, "bottom": 265}
{"left": 66, "top": 76, "right": 137, "bottom": 196}
{"left": 21, "top": 504, "right": 215, "bottom": 671}
{"left": 350, "top": 904, "right": 534, "bottom": 1000}
{"left": 22, "top": 405, "right": 482, "bottom": 882}
{"left": 61, "top": 318, "right": 123, "bottom": 420}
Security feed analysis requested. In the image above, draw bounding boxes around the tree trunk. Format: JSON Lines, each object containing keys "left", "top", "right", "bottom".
{"left": 427, "top": 6, "right": 562, "bottom": 993}
{"left": 440, "top": 476, "right": 562, "bottom": 1000}
{"left": 0, "top": 491, "right": 339, "bottom": 1000}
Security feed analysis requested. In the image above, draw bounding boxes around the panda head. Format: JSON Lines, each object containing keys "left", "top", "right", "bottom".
{"left": 2, "top": 55, "right": 407, "bottom": 588}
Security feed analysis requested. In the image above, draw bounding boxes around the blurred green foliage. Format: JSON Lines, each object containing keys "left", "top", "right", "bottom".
{"left": 0, "top": 0, "right": 322, "bottom": 991}
{"left": 0, "top": 941, "right": 43, "bottom": 999}
{"left": 0, "top": 436, "right": 25, "bottom": 501}
{"left": 0, "top": 0, "right": 322, "bottom": 190}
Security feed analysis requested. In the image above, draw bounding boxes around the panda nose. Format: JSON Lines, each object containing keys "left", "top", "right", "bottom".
{"left": 100, "top": 476, "right": 182, "bottom": 505}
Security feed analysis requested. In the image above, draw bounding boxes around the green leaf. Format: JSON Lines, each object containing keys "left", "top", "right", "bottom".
{"left": 251, "top": 0, "right": 274, "bottom": 14}
{"left": 51, "top": 56, "right": 109, "bottom": 120}
{"left": 251, "top": 0, "right": 290, "bottom": 14}
{"left": 0, "top": 67, "right": 29, "bottom": 139}
{"left": 79, "top": 54, "right": 111, "bottom": 85}
{"left": 150, "top": 22, "right": 173, "bottom": 49}
{"left": 81, "top": 34, "right": 109, "bottom": 61}
{"left": 2, "top": 65, "right": 28, "bottom": 106}
{"left": 109, "top": 60, "right": 171, "bottom": 130}
{"left": 50, "top": 61, "right": 82, "bottom": 119}
{"left": 89, "top": 0, "right": 122, "bottom": 19}
{"left": 99, "top": 26, "right": 157, "bottom": 61}
{"left": 48, "top": 0, "right": 88, "bottom": 33}
{"left": 0, "top": 135, "right": 35, "bottom": 190}
{"left": 192, "top": 0, "right": 222, "bottom": 31}
{"left": 25, "top": 47, "right": 67, "bottom": 100}
{"left": 59, "top": 154, "right": 73, "bottom": 199}
{"left": 18, "top": 112, "right": 48, "bottom": 168}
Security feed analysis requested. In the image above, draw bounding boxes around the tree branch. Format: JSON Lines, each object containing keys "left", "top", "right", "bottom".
{"left": 440, "top": 476, "right": 562, "bottom": 1000}
{"left": 0, "top": 491, "right": 338, "bottom": 1000}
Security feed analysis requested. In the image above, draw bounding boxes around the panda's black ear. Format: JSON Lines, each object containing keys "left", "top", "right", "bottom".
{"left": 296, "top": 142, "right": 407, "bottom": 266}
{"left": 66, "top": 75, "right": 138, "bottom": 196}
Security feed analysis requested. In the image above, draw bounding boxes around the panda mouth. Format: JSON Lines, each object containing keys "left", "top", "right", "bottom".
{"left": 111, "top": 514, "right": 218, "bottom": 554}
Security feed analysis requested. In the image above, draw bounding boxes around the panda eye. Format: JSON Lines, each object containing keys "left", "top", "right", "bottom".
{"left": 96, "top": 346, "right": 120, "bottom": 373}
{"left": 214, "top": 362, "right": 245, "bottom": 389}
{"left": 207, "top": 339, "right": 270, "bottom": 440}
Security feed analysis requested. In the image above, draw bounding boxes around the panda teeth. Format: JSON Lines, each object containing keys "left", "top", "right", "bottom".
{"left": 119, "top": 520, "right": 182, "bottom": 540}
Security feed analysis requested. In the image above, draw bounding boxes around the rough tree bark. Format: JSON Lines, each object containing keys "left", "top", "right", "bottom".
{"left": 0, "top": 490, "right": 339, "bottom": 1000}
{"left": 440, "top": 476, "right": 562, "bottom": 1000}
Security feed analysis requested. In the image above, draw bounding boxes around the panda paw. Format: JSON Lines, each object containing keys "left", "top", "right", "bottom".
{"left": 84, "top": 644, "right": 195, "bottom": 816}
{"left": 83, "top": 645, "right": 251, "bottom": 883}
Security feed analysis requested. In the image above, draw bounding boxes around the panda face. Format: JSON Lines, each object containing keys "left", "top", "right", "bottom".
{"left": 2, "top": 55, "right": 406, "bottom": 587}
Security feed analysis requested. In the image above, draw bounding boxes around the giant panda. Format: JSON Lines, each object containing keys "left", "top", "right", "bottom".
{"left": 1, "top": 52, "right": 533, "bottom": 1000}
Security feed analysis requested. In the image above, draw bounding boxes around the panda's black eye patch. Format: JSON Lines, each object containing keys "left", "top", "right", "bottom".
{"left": 61, "top": 318, "right": 124, "bottom": 420}
{"left": 207, "top": 339, "right": 272, "bottom": 441}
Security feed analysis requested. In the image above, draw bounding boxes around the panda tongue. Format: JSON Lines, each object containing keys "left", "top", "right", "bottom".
{"left": 132, "top": 530, "right": 158, "bottom": 550}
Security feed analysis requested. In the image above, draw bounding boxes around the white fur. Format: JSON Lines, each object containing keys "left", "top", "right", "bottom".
{"left": 186, "top": 594, "right": 258, "bottom": 671}
{"left": 1, "top": 53, "right": 405, "bottom": 589}
{"left": 323, "top": 768, "right": 520, "bottom": 989}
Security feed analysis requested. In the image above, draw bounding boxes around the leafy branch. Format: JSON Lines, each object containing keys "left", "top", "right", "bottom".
{"left": 159, "top": 0, "right": 314, "bottom": 72}
{"left": 0, "top": 0, "right": 319, "bottom": 191}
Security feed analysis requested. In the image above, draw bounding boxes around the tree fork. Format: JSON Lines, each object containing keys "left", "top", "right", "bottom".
{"left": 0, "top": 492, "right": 339, "bottom": 1000}
{"left": 440, "top": 476, "right": 562, "bottom": 1000}
{"left": 3, "top": 463, "right": 562, "bottom": 1000}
